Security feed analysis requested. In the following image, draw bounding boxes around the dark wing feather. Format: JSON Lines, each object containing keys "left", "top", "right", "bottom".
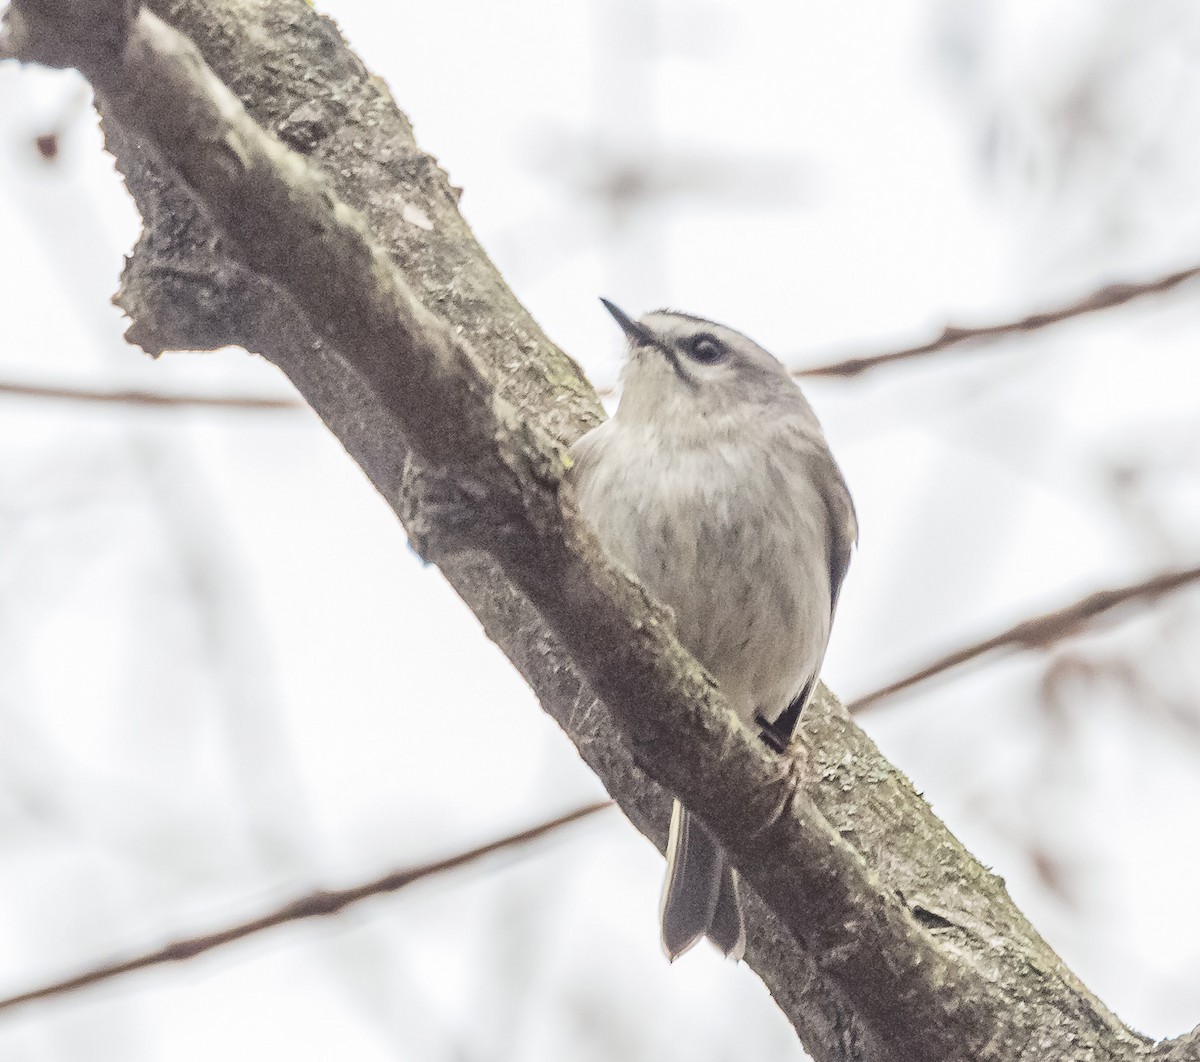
{"left": 819, "top": 451, "right": 858, "bottom": 619}
{"left": 762, "top": 451, "right": 857, "bottom": 746}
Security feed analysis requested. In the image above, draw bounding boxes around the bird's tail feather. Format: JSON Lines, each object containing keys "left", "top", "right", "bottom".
{"left": 660, "top": 801, "right": 744, "bottom": 961}
{"left": 708, "top": 863, "right": 747, "bottom": 960}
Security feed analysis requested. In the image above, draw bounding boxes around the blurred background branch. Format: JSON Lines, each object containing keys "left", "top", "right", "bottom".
{"left": 592, "top": 261, "right": 1200, "bottom": 399}
{"left": 0, "top": 800, "right": 611, "bottom": 1015}
{"left": 0, "top": 377, "right": 304, "bottom": 409}
{"left": 795, "top": 262, "right": 1200, "bottom": 379}
{"left": 851, "top": 564, "right": 1200, "bottom": 713}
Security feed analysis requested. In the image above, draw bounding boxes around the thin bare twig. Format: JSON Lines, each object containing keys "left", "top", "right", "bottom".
{"left": 588, "top": 264, "right": 1200, "bottom": 401}
{"left": 13, "top": 263, "right": 1198, "bottom": 408}
{"left": 796, "top": 264, "right": 1200, "bottom": 379}
{"left": 0, "top": 800, "right": 611, "bottom": 1014}
{"left": 850, "top": 565, "right": 1200, "bottom": 713}
{"left": 0, "top": 378, "right": 305, "bottom": 410}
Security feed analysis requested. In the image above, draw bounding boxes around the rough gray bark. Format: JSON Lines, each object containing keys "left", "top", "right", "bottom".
{"left": 1158, "top": 1028, "right": 1200, "bottom": 1062}
{"left": 1, "top": 1, "right": 1189, "bottom": 1059}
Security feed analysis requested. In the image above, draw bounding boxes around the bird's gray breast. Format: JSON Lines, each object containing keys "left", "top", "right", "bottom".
{"left": 571, "top": 422, "right": 832, "bottom": 724}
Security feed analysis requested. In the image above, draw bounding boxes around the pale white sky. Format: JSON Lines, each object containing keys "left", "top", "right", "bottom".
{"left": 2, "top": 2, "right": 1200, "bottom": 1059}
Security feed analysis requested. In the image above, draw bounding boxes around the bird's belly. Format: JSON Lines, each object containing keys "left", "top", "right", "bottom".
{"left": 662, "top": 547, "right": 828, "bottom": 723}
{"left": 578, "top": 444, "right": 831, "bottom": 723}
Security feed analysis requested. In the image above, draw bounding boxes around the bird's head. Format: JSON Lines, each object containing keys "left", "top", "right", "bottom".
{"left": 600, "top": 299, "right": 814, "bottom": 438}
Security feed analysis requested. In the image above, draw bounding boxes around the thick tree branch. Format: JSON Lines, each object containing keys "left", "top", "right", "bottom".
{"left": 796, "top": 264, "right": 1200, "bottom": 379}
{"left": 0, "top": 801, "right": 611, "bottom": 1014}
{"left": 1153, "top": 1024, "right": 1200, "bottom": 1061}
{"left": 851, "top": 565, "right": 1200, "bottom": 713}
{"left": 1, "top": 2, "right": 1159, "bottom": 1059}
{"left": 0, "top": 376, "right": 304, "bottom": 409}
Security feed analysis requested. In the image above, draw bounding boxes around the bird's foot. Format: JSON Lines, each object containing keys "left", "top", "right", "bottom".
{"left": 750, "top": 716, "right": 814, "bottom": 834}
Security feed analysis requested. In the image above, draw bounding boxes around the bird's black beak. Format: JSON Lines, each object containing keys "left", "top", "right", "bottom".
{"left": 600, "top": 298, "right": 657, "bottom": 348}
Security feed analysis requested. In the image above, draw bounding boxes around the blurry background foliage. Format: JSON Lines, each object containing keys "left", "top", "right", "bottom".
{"left": 2, "top": 1, "right": 1200, "bottom": 1060}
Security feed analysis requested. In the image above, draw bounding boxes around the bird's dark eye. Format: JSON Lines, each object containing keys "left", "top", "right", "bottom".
{"left": 685, "top": 334, "right": 726, "bottom": 364}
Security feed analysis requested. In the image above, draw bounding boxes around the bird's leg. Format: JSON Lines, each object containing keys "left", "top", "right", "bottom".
{"left": 741, "top": 716, "right": 812, "bottom": 839}
{"left": 783, "top": 734, "right": 811, "bottom": 786}
{"left": 754, "top": 712, "right": 814, "bottom": 792}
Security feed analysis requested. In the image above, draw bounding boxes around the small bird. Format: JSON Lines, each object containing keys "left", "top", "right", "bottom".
{"left": 568, "top": 300, "right": 857, "bottom": 961}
